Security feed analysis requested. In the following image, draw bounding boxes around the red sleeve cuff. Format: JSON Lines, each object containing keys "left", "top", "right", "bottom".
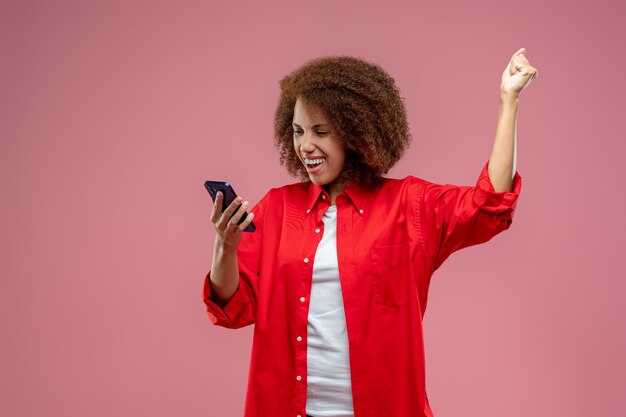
{"left": 473, "top": 160, "right": 522, "bottom": 213}
{"left": 202, "top": 271, "right": 251, "bottom": 325}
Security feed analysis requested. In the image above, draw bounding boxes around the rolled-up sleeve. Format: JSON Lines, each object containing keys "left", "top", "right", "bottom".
{"left": 420, "top": 160, "right": 522, "bottom": 271}
{"left": 201, "top": 192, "right": 270, "bottom": 329}
{"left": 473, "top": 161, "right": 522, "bottom": 214}
{"left": 203, "top": 271, "right": 256, "bottom": 328}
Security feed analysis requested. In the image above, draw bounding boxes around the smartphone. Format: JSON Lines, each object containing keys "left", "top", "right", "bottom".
{"left": 204, "top": 181, "right": 256, "bottom": 232}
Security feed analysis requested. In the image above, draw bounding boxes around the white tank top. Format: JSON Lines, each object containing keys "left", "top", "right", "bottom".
{"left": 306, "top": 205, "right": 355, "bottom": 417}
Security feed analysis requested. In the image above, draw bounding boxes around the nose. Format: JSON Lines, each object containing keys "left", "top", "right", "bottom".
{"left": 299, "top": 132, "right": 316, "bottom": 154}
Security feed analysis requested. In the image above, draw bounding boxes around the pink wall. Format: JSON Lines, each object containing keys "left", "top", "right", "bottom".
{"left": 2, "top": 0, "right": 625, "bottom": 416}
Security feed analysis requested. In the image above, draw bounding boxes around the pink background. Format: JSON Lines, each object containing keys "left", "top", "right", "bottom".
{"left": 2, "top": 0, "right": 625, "bottom": 416}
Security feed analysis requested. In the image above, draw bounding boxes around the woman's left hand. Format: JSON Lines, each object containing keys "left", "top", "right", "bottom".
{"left": 500, "top": 47, "right": 539, "bottom": 97}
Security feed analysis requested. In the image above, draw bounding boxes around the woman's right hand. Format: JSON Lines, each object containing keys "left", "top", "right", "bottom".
{"left": 211, "top": 192, "right": 255, "bottom": 250}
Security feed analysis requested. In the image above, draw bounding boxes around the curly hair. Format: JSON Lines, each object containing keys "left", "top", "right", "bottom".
{"left": 274, "top": 55, "right": 411, "bottom": 189}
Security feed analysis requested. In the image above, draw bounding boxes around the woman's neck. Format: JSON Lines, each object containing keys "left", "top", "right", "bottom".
{"left": 324, "top": 183, "right": 346, "bottom": 205}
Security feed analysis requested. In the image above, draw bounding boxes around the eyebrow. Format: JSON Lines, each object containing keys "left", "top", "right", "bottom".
{"left": 292, "top": 122, "right": 330, "bottom": 129}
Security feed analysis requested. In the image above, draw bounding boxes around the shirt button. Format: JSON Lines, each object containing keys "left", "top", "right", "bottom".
{"left": 322, "top": 195, "right": 326, "bottom": 200}
{"left": 304, "top": 257, "right": 309, "bottom": 263}
{"left": 296, "top": 375, "right": 302, "bottom": 381}
{"left": 315, "top": 228, "right": 320, "bottom": 233}
{"left": 306, "top": 209, "right": 310, "bottom": 214}
{"left": 300, "top": 297, "right": 305, "bottom": 302}
{"left": 297, "top": 415, "right": 302, "bottom": 417}
{"left": 359, "top": 209, "right": 364, "bottom": 214}
{"left": 297, "top": 336, "right": 302, "bottom": 342}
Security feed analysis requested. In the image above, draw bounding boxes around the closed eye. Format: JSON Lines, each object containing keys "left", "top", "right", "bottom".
{"left": 292, "top": 129, "right": 329, "bottom": 137}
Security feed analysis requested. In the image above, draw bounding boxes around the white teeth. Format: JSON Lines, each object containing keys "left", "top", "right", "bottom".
{"left": 305, "top": 158, "right": 325, "bottom": 166}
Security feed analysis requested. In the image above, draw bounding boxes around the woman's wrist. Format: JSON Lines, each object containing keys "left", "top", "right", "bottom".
{"left": 500, "top": 91, "right": 520, "bottom": 105}
{"left": 214, "top": 234, "right": 238, "bottom": 255}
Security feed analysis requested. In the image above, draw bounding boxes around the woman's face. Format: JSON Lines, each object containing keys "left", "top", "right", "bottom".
{"left": 292, "top": 98, "right": 346, "bottom": 191}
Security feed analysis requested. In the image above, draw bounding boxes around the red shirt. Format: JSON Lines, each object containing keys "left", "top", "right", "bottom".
{"left": 202, "top": 160, "right": 522, "bottom": 417}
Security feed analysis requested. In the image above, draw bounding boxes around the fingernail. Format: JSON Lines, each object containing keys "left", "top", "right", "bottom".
{"left": 243, "top": 201, "right": 249, "bottom": 208}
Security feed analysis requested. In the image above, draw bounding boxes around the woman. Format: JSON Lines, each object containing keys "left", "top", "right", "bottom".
{"left": 203, "top": 48, "right": 538, "bottom": 417}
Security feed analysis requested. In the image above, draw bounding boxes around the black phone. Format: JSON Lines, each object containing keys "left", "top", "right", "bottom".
{"left": 204, "top": 181, "right": 256, "bottom": 232}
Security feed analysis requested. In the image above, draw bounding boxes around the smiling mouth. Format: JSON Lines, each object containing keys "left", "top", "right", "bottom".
{"left": 304, "top": 157, "right": 326, "bottom": 168}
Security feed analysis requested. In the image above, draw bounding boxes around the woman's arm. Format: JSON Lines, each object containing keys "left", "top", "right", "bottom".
{"left": 488, "top": 47, "right": 538, "bottom": 192}
{"left": 209, "top": 235, "right": 242, "bottom": 306}
{"left": 202, "top": 190, "right": 266, "bottom": 329}
{"left": 209, "top": 193, "right": 254, "bottom": 306}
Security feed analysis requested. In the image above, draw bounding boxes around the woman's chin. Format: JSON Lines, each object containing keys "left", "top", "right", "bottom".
{"left": 311, "top": 178, "right": 338, "bottom": 192}
{"left": 310, "top": 178, "right": 328, "bottom": 186}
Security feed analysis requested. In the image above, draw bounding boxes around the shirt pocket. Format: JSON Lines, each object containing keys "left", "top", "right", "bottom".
{"left": 369, "top": 243, "right": 412, "bottom": 308}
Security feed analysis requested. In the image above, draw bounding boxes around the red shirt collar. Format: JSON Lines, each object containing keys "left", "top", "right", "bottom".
{"left": 305, "top": 180, "right": 376, "bottom": 216}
